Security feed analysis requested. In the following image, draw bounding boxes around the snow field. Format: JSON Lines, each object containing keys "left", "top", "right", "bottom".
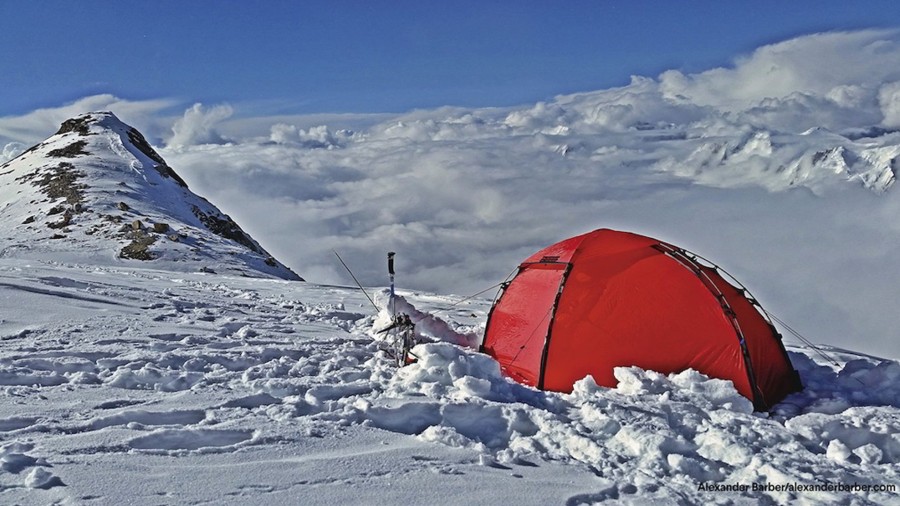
{"left": 0, "top": 258, "right": 898, "bottom": 504}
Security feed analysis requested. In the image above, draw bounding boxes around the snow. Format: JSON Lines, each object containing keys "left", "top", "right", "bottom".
{"left": 0, "top": 112, "right": 299, "bottom": 281}
{"left": 0, "top": 258, "right": 898, "bottom": 504}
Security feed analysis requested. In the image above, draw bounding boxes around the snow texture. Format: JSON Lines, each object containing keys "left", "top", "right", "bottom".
{"left": 0, "top": 259, "right": 897, "bottom": 504}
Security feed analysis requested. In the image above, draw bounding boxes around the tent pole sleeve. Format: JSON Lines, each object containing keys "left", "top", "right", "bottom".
{"left": 537, "top": 263, "right": 573, "bottom": 390}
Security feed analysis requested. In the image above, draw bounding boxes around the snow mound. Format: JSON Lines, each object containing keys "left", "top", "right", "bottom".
{"left": 354, "top": 339, "right": 899, "bottom": 503}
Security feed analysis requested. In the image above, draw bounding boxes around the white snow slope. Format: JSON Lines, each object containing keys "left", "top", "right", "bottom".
{"left": 0, "top": 258, "right": 898, "bottom": 505}
{"left": 0, "top": 112, "right": 300, "bottom": 281}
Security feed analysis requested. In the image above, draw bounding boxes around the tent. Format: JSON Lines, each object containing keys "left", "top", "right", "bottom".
{"left": 481, "top": 228, "right": 802, "bottom": 410}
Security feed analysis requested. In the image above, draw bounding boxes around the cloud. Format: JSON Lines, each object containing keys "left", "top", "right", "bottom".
{"left": 168, "top": 103, "right": 234, "bottom": 148}
{"left": 269, "top": 123, "right": 298, "bottom": 144}
{"left": 0, "top": 142, "right": 25, "bottom": 164}
{"left": 505, "top": 30, "right": 900, "bottom": 135}
{"left": 878, "top": 81, "right": 900, "bottom": 127}
{"left": 269, "top": 123, "right": 351, "bottom": 149}
{"left": 562, "top": 76, "right": 710, "bottom": 132}
{"left": 297, "top": 125, "right": 345, "bottom": 148}
{"left": 0, "top": 94, "right": 176, "bottom": 146}
{"left": 659, "top": 29, "right": 900, "bottom": 113}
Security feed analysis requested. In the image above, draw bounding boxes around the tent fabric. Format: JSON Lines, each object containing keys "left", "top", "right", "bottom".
{"left": 481, "top": 228, "right": 802, "bottom": 411}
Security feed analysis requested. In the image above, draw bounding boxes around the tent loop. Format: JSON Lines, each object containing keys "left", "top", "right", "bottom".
{"left": 446, "top": 280, "right": 508, "bottom": 308}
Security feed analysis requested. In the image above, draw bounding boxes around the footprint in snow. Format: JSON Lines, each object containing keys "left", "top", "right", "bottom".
{"left": 128, "top": 428, "right": 254, "bottom": 452}
{"left": 0, "top": 416, "right": 39, "bottom": 433}
{"left": 88, "top": 409, "right": 207, "bottom": 431}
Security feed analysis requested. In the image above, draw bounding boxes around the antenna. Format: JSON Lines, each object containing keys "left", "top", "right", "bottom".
{"left": 332, "top": 250, "right": 378, "bottom": 311}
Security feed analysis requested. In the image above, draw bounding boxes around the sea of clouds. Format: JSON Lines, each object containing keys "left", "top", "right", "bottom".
{"left": 2, "top": 29, "right": 900, "bottom": 359}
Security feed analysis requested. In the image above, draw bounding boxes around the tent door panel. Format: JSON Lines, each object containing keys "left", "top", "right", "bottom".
{"left": 482, "top": 264, "right": 567, "bottom": 387}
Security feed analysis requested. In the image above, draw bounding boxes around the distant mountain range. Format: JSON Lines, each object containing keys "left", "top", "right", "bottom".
{"left": 0, "top": 112, "right": 301, "bottom": 280}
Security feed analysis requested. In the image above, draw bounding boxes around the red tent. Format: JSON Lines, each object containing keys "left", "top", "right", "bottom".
{"left": 481, "top": 229, "right": 802, "bottom": 410}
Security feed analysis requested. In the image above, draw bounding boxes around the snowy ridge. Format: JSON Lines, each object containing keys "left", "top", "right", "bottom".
{"left": 0, "top": 259, "right": 897, "bottom": 504}
{"left": 0, "top": 112, "right": 300, "bottom": 280}
{"left": 658, "top": 130, "right": 897, "bottom": 193}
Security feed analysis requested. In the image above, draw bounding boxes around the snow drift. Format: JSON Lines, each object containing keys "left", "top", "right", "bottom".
{"left": 0, "top": 260, "right": 897, "bottom": 504}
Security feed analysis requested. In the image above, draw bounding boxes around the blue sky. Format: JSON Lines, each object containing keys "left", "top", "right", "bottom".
{"left": 2, "top": 1, "right": 900, "bottom": 117}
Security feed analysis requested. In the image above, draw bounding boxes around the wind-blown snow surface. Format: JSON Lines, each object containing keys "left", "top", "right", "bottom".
{"left": 0, "top": 259, "right": 898, "bottom": 505}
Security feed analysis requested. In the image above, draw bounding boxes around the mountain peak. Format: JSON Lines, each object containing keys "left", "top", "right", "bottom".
{"left": 52, "top": 111, "right": 189, "bottom": 187}
{"left": 0, "top": 112, "right": 302, "bottom": 280}
{"left": 56, "top": 111, "right": 122, "bottom": 133}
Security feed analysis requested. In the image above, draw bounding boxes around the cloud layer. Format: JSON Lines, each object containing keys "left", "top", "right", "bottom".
{"left": 0, "top": 94, "right": 175, "bottom": 145}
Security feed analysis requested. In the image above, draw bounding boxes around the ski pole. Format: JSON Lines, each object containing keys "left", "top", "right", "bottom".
{"left": 387, "top": 251, "right": 396, "bottom": 318}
